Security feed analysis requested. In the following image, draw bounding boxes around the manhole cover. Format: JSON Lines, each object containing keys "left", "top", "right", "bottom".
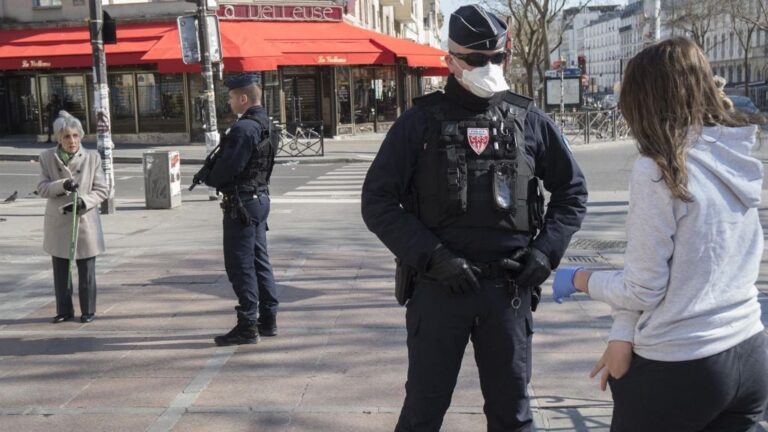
{"left": 569, "top": 239, "right": 627, "bottom": 250}
{"left": 565, "top": 256, "right": 604, "bottom": 263}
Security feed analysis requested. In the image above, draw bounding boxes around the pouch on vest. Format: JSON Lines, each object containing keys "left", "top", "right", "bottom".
{"left": 492, "top": 161, "right": 517, "bottom": 212}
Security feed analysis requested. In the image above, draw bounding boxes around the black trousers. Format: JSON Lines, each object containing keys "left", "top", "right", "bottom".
{"left": 395, "top": 278, "right": 534, "bottom": 432}
{"left": 52, "top": 256, "right": 96, "bottom": 316}
{"left": 222, "top": 192, "right": 278, "bottom": 324}
{"left": 609, "top": 331, "right": 768, "bottom": 432}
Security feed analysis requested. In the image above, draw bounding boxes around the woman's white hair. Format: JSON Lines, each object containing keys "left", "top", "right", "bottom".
{"left": 52, "top": 110, "right": 84, "bottom": 138}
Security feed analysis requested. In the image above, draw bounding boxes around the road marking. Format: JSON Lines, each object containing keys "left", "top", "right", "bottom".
{"left": 272, "top": 198, "right": 360, "bottom": 204}
{"left": 305, "top": 179, "right": 363, "bottom": 184}
{"left": 296, "top": 185, "right": 363, "bottom": 190}
{"left": 284, "top": 191, "right": 360, "bottom": 196}
{"left": 316, "top": 176, "right": 365, "bottom": 180}
{"left": 146, "top": 347, "right": 236, "bottom": 432}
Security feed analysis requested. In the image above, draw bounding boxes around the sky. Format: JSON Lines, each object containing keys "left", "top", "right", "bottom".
{"left": 438, "top": 0, "right": 626, "bottom": 49}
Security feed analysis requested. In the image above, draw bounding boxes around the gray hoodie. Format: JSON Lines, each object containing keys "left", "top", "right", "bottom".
{"left": 589, "top": 125, "right": 765, "bottom": 361}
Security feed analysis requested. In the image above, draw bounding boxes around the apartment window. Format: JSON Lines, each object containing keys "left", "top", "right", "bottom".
{"left": 34, "top": 0, "right": 61, "bottom": 7}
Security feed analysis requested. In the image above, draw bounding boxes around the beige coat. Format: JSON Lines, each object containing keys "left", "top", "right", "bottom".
{"left": 37, "top": 146, "right": 108, "bottom": 259}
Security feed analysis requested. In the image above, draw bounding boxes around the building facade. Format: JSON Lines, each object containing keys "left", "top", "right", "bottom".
{"left": 0, "top": 0, "right": 446, "bottom": 142}
{"left": 583, "top": 11, "right": 621, "bottom": 94}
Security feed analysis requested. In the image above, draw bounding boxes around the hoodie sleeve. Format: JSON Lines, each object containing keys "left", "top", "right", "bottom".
{"left": 589, "top": 157, "right": 678, "bottom": 311}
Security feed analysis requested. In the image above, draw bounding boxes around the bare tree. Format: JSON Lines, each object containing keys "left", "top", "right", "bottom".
{"left": 664, "top": 0, "right": 725, "bottom": 54}
{"left": 729, "top": 0, "right": 759, "bottom": 96}
{"left": 491, "top": 0, "right": 587, "bottom": 103}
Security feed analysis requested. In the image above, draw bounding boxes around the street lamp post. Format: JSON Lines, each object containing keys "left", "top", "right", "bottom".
{"left": 89, "top": 0, "right": 115, "bottom": 214}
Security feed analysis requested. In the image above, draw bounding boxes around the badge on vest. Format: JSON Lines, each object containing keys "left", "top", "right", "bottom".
{"left": 467, "top": 128, "right": 490, "bottom": 155}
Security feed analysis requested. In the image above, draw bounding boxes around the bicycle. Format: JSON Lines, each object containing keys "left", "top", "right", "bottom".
{"left": 275, "top": 122, "right": 323, "bottom": 157}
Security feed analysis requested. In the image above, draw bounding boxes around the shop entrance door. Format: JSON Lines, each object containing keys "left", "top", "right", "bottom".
{"left": 3, "top": 76, "right": 40, "bottom": 135}
{"left": 283, "top": 75, "right": 319, "bottom": 126}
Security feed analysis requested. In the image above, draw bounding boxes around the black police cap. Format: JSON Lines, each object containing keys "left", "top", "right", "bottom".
{"left": 224, "top": 73, "right": 260, "bottom": 90}
{"left": 449, "top": 4, "right": 508, "bottom": 51}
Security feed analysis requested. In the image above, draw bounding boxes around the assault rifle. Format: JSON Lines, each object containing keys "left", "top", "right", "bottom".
{"left": 189, "top": 144, "right": 221, "bottom": 191}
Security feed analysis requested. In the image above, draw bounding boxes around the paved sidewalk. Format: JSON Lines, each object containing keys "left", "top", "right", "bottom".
{"left": 1, "top": 143, "right": 767, "bottom": 431}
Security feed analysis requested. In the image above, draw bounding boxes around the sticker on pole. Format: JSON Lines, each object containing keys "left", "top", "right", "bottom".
{"left": 466, "top": 128, "right": 490, "bottom": 155}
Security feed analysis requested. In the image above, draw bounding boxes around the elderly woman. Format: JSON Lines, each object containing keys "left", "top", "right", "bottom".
{"left": 37, "top": 111, "right": 107, "bottom": 324}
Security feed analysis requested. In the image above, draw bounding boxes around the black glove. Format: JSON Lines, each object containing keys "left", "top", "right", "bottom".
{"left": 425, "top": 246, "right": 481, "bottom": 295}
{"left": 62, "top": 179, "right": 79, "bottom": 192}
{"left": 510, "top": 247, "right": 552, "bottom": 288}
{"left": 61, "top": 198, "right": 86, "bottom": 214}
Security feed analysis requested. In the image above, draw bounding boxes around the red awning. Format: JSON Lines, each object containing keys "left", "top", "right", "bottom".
{"left": 141, "top": 21, "right": 282, "bottom": 73}
{"left": 228, "top": 21, "right": 395, "bottom": 66}
{"left": 0, "top": 23, "right": 172, "bottom": 70}
{"left": 368, "top": 32, "right": 447, "bottom": 69}
{"left": 0, "top": 20, "right": 447, "bottom": 74}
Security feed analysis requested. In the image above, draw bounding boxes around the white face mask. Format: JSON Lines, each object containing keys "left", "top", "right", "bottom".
{"left": 456, "top": 62, "right": 510, "bottom": 98}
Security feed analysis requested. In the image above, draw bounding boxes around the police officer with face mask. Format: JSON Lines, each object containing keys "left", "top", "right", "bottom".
{"left": 361, "top": 5, "right": 588, "bottom": 431}
{"left": 204, "top": 73, "right": 280, "bottom": 346}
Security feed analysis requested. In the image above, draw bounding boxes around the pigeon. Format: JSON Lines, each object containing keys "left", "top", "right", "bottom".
{"left": 3, "top": 191, "right": 17, "bottom": 203}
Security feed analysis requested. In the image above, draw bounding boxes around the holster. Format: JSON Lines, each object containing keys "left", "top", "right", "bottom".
{"left": 394, "top": 257, "right": 417, "bottom": 306}
{"left": 221, "top": 193, "right": 252, "bottom": 226}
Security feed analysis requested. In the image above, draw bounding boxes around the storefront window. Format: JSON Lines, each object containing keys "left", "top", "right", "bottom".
{"left": 376, "top": 66, "right": 397, "bottom": 123}
{"left": 336, "top": 66, "right": 352, "bottom": 127}
{"left": 352, "top": 67, "right": 375, "bottom": 133}
{"left": 136, "top": 73, "right": 185, "bottom": 133}
{"left": 87, "top": 73, "right": 137, "bottom": 134}
{"left": 262, "top": 71, "right": 280, "bottom": 121}
{"left": 40, "top": 75, "right": 88, "bottom": 133}
{"left": 3, "top": 76, "right": 40, "bottom": 134}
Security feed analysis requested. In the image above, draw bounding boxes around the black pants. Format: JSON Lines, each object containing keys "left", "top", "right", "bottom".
{"left": 222, "top": 191, "right": 278, "bottom": 324}
{"left": 52, "top": 256, "right": 96, "bottom": 316}
{"left": 609, "top": 331, "right": 768, "bottom": 432}
{"left": 395, "top": 278, "right": 534, "bottom": 432}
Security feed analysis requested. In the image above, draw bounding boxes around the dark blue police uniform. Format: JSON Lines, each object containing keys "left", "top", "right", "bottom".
{"left": 206, "top": 74, "right": 279, "bottom": 345}
{"left": 361, "top": 6, "right": 588, "bottom": 431}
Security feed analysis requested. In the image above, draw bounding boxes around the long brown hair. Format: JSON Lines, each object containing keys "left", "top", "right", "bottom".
{"left": 618, "top": 37, "right": 751, "bottom": 201}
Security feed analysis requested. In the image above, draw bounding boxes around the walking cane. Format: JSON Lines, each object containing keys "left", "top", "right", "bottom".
{"left": 67, "top": 189, "right": 79, "bottom": 295}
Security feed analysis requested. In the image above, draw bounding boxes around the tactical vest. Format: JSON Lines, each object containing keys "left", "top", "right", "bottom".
{"left": 413, "top": 91, "right": 544, "bottom": 235}
{"left": 230, "top": 113, "right": 279, "bottom": 188}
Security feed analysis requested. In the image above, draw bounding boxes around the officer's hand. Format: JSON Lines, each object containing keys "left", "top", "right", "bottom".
{"left": 426, "top": 246, "right": 481, "bottom": 295}
{"left": 63, "top": 179, "right": 79, "bottom": 192}
{"left": 552, "top": 266, "right": 583, "bottom": 303}
{"left": 510, "top": 247, "right": 552, "bottom": 287}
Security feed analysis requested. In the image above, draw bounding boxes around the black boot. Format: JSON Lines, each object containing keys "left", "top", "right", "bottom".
{"left": 214, "top": 321, "right": 259, "bottom": 346}
{"left": 257, "top": 317, "right": 278, "bottom": 337}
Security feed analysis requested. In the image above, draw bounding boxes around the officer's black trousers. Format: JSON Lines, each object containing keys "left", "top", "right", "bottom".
{"left": 222, "top": 192, "right": 278, "bottom": 324}
{"left": 52, "top": 256, "right": 96, "bottom": 316}
{"left": 395, "top": 278, "right": 534, "bottom": 432}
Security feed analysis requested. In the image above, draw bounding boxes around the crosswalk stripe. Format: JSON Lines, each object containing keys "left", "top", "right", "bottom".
{"left": 297, "top": 185, "right": 362, "bottom": 190}
{"left": 316, "top": 176, "right": 365, "bottom": 180}
{"left": 305, "top": 180, "right": 363, "bottom": 185}
{"left": 285, "top": 191, "right": 360, "bottom": 196}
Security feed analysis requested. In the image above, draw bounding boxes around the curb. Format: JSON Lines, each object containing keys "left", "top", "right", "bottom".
{"left": 0, "top": 154, "right": 374, "bottom": 165}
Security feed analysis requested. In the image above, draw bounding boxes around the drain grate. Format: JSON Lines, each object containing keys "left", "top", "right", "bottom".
{"left": 565, "top": 255, "right": 604, "bottom": 263}
{"left": 569, "top": 238, "right": 627, "bottom": 251}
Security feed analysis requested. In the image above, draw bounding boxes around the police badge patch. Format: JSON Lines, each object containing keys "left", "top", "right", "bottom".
{"left": 467, "top": 128, "right": 490, "bottom": 155}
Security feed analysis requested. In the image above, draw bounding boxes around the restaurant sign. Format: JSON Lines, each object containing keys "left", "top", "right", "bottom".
{"left": 218, "top": 4, "right": 344, "bottom": 21}
{"left": 21, "top": 59, "right": 52, "bottom": 69}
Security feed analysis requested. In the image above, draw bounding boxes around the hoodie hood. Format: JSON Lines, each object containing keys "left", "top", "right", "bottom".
{"left": 686, "top": 125, "right": 763, "bottom": 208}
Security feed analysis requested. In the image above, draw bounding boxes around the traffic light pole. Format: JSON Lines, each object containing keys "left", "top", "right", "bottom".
{"left": 89, "top": 0, "right": 115, "bottom": 214}
{"left": 197, "top": 0, "right": 220, "bottom": 200}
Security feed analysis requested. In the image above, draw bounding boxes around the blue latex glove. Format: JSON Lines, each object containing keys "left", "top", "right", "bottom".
{"left": 553, "top": 266, "right": 583, "bottom": 304}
